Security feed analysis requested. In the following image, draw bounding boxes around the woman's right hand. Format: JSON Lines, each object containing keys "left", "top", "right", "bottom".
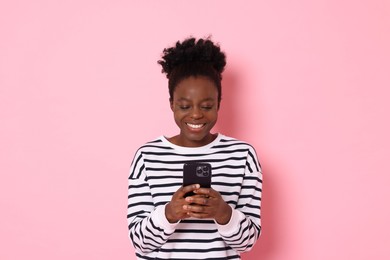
{"left": 165, "top": 184, "right": 200, "bottom": 223}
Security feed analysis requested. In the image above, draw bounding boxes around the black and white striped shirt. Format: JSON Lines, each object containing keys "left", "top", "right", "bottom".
{"left": 127, "top": 134, "right": 262, "bottom": 259}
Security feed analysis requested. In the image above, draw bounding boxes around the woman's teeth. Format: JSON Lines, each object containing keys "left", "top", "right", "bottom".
{"left": 187, "top": 123, "right": 204, "bottom": 129}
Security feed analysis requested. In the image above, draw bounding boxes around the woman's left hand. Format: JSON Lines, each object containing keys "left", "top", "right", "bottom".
{"left": 183, "top": 188, "right": 232, "bottom": 225}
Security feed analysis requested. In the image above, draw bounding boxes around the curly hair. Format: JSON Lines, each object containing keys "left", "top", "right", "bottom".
{"left": 157, "top": 37, "right": 226, "bottom": 105}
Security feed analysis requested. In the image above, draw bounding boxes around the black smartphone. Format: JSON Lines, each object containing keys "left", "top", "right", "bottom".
{"left": 183, "top": 162, "right": 212, "bottom": 197}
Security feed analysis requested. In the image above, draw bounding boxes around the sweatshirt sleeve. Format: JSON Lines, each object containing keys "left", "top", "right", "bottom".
{"left": 127, "top": 149, "right": 179, "bottom": 254}
{"left": 216, "top": 145, "right": 263, "bottom": 252}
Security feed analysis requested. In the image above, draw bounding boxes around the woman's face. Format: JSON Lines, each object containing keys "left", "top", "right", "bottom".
{"left": 170, "top": 76, "right": 219, "bottom": 147}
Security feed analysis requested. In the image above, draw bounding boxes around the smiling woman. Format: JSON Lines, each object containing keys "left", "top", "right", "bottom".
{"left": 170, "top": 76, "right": 219, "bottom": 147}
{"left": 126, "top": 37, "right": 263, "bottom": 260}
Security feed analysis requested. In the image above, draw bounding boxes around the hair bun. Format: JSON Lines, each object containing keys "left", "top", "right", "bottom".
{"left": 158, "top": 37, "right": 226, "bottom": 78}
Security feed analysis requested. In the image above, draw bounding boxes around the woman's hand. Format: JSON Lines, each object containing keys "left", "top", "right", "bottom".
{"left": 165, "top": 184, "right": 200, "bottom": 223}
{"left": 183, "top": 188, "right": 232, "bottom": 225}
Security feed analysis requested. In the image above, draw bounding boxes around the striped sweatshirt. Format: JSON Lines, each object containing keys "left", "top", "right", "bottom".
{"left": 127, "top": 133, "right": 262, "bottom": 260}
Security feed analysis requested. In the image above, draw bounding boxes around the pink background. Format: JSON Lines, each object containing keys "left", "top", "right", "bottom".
{"left": 1, "top": 1, "right": 389, "bottom": 259}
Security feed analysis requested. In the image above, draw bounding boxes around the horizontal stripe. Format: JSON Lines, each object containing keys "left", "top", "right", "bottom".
{"left": 175, "top": 228, "right": 218, "bottom": 233}
{"left": 146, "top": 175, "right": 182, "bottom": 180}
{"left": 128, "top": 182, "right": 149, "bottom": 188}
{"left": 166, "top": 237, "right": 224, "bottom": 243}
{"left": 135, "top": 252, "right": 240, "bottom": 260}
{"left": 128, "top": 192, "right": 152, "bottom": 199}
{"left": 151, "top": 192, "right": 174, "bottom": 198}
{"left": 141, "top": 148, "right": 249, "bottom": 157}
{"left": 141, "top": 145, "right": 173, "bottom": 150}
{"left": 128, "top": 201, "right": 154, "bottom": 208}
{"left": 145, "top": 167, "right": 183, "bottom": 172}
{"left": 149, "top": 182, "right": 182, "bottom": 189}
{"left": 180, "top": 219, "right": 215, "bottom": 224}
{"left": 144, "top": 156, "right": 247, "bottom": 164}
{"left": 158, "top": 246, "right": 231, "bottom": 253}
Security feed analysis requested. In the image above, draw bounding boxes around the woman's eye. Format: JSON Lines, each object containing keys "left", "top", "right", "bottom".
{"left": 180, "top": 106, "right": 190, "bottom": 110}
{"left": 201, "top": 106, "right": 213, "bottom": 110}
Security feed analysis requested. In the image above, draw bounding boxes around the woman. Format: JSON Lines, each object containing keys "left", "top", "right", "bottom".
{"left": 127, "top": 37, "right": 262, "bottom": 259}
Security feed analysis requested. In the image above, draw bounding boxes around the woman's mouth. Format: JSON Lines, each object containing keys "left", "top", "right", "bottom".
{"left": 186, "top": 123, "right": 206, "bottom": 130}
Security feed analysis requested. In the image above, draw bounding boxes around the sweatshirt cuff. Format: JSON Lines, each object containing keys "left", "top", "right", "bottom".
{"left": 151, "top": 204, "right": 180, "bottom": 233}
{"left": 216, "top": 207, "right": 244, "bottom": 236}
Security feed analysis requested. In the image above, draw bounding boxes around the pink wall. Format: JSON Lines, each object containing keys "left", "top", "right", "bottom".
{"left": 1, "top": 1, "right": 389, "bottom": 259}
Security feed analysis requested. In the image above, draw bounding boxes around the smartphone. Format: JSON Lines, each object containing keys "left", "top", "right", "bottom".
{"left": 183, "top": 162, "right": 212, "bottom": 197}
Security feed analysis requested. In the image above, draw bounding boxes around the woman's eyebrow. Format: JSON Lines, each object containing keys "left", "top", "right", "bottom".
{"left": 177, "top": 97, "right": 215, "bottom": 102}
{"left": 201, "top": 98, "right": 215, "bottom": 102}
{"left": 177, "top": 97, "right": 190, "bottom": 101}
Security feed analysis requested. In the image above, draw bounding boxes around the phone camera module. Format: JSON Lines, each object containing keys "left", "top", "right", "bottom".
{"left": 196, "top": 166, "right": 209, "bottom": 177}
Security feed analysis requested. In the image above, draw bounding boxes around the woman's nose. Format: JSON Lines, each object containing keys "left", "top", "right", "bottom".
{"left": 190, "top": 107, "right": 203, "bottom": 119}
